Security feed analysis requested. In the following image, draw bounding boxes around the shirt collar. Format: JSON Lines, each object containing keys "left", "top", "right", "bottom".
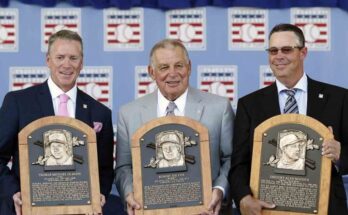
{"left": 157, "top": 89, "right": 188, "bottom": 115}
{"left": 276, "top": 73, "right": 308, "bottom": 93}
{"left": 47, "top": 76, "right": 77, "bottom": 103}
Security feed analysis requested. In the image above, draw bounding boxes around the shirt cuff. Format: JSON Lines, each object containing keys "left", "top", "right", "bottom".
{"left": 213, "top": 186, "right": 225, "bottom": 199}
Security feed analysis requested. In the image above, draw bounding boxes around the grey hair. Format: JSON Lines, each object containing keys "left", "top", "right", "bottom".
{"left": 149, "top": 39, "right": 189, "bottom": 68}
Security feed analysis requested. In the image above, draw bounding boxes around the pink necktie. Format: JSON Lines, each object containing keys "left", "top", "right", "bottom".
{"left": 58, "top": 94, "right": 70, "bottom": 117}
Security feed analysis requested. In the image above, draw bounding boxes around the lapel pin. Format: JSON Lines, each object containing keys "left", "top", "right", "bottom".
{"left": 83, "top": 104, "right": 88, "bottom": 109}
{"left": 318, "top": 93, "right": 324, "bottom": 99}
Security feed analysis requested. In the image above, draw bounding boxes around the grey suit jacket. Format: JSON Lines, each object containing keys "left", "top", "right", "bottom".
{"left": 115, "top": 87, "right": 234, "bottom": 202}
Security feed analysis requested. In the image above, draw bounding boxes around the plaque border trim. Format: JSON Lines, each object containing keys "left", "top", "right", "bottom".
{"left": 250, "top": 114, "right": 332, "bottom": 215}
{"left": 18, "top": 116, "right": 102, "bottom": 215}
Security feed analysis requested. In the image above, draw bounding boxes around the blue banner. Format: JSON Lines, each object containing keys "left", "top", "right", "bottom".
{"left": 1, "top": 0, "right": 348, "bottom": 12}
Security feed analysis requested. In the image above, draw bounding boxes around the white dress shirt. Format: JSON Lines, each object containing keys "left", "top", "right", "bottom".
{"left": 157, "top": 89, "right": 188, "bottom": 117}
{"left": 48, "top": 77, "right": 77, "bottom": 118}
{"left": 276, "top": 73, "right": 308, "bottom": 115}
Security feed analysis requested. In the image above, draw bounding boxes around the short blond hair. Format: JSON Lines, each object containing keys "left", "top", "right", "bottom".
{"left": 47, "top": 29, "right": 83, "bottom": 57}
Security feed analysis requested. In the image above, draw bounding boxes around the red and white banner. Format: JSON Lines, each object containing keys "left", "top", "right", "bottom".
{"left": 166, "top": 8, "right": 206, "bottom": 50}
{"left": 197, "top": 65, "right": 238, "bottom": 109}
{"left": 291, "top": 8, "right": 330, "bottom": 51}
{"left": 135, "top": 66, "right": 156, "bottom": 98}
{"left": 259, "top": 65, "right": 275, "bottom": 89}
{"left": 229, "top": 8, "right": 267, "bottom": 50}
{"left": 9, "top": 66, "right": 112, "bottom": 109}
{"left": 41, "top": 8, "right": 81, "bottom": 52}
{"left": 77, "top": 67, "right": 113, "bottom": 109}
{"left": 10, "top": 67, "right": 49, "bottom": 91}
{"left": 104, "top": 8, "right": 143, "bottom": 51}
{"left": 0, "top": 8, "right": 18, "bottom": 52}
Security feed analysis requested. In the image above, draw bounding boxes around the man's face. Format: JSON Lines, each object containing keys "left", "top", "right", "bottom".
{"left": 148, "top": 47, "right": 191, "bottom": 101}
{"left": 162, "top": 142, "right": 180, "bottom": 161}
{"left": 268, "top": 31, "right": 307, "bottom": 87}
{"left": 284, "top": 142, "right": 302, "bottom": 160}
{"left": 50, "top": 142, "right": 68, "bottom": 159}
{"left": 47, "top": 38, "right": 83, "bottom": 92}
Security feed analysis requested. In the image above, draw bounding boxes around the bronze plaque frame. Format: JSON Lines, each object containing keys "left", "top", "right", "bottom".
{"left": 18, "top": 116, "right": 101, "bottom": 215}
{"left": 131, "top": 116, "right": 212, "bottom": 215}
{"left": 251, "top": 114, "right": 332, "bottom": 215}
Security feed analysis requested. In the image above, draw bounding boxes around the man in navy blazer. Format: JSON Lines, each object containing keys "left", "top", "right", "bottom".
{"left": 229, "top": 23, "right": 348, "bottom": 215}
{"left": 0, "top": 30, "right": 114, "bottom": 214}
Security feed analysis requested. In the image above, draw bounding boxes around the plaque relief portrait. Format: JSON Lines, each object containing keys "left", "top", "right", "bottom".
{"left": 145, "top": 130, "right": 196, "bottom": 172}
{"left": 264, "top": 129, "right": 320, "bottom": 175}
{"left": 32, "top": 129, "right": 85, "bottom": 170}
{"left": 156, "top": 131, "right": 185, "bottom": 168}
{"left": 277, "top": 131, "right": 306, "bottom": 170}
{"left": 44, "top": 130, "right": 73, "bottom": 166}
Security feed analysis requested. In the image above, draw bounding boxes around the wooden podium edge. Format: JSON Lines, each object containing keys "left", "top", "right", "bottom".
{"left": 250, "top": 114, "right": 332, "bottom": 215}
{"left": 18, "top": 116, "right": 101, "bottom": 215}
{"left": 131, "top": 116, "right": 212, "bottom": 215}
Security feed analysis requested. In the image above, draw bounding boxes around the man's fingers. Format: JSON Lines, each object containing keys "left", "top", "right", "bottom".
{"left": 260, "top": 200, "right": 276, "bottom": 209}
{"left": 128, "top": 198, "right": 141, "bottom": 209}
{"left": 207, "top": 189, "right": 222, "bottom": 215}
{"left": 328, "top": 126, "right": 333, "bottom": 134}
{"left": 126, "top": 192, "right": 141, "bottom": 215}
{"left": 13, "top": 192, "right": 22, "bottom": 215}
{"left": 213, "top": 203, "right": 221, "bottom": 215}
{"left": 100, "top": 194, "right": 106, "bottom": 207}
{"left": 207, "top": 199, "right": 217, "bottom": 210}
{"left": 13, "top": 192, "right": 22, "bottom": 204}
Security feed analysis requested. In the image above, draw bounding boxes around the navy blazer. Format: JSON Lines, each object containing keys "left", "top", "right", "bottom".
{"left": 229, "top": 77, "right": 348, "bottom": 214}
{"left": 0, "top": 82, "right": 114, "bottom": 202}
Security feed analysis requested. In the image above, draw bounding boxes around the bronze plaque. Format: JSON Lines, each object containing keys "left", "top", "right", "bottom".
{"left": 250, "top": 114, "right": 332, "bottom": 215}
{"left": 131, "top": 116, "right": 212, "bottom": 215}
{"left": 18, "top": 116, "right": 101, "bottom": 215}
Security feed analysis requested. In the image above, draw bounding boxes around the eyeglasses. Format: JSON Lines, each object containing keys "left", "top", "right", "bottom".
{"left": 266, "top": 46, "right": 303, "bottom": 55}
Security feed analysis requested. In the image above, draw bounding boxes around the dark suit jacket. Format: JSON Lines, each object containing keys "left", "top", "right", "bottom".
{"left": 229, "top": 77, "right": 348, "bottom": 214}
{"left": 0, "top": 82, "right": 114, "bottom": 213}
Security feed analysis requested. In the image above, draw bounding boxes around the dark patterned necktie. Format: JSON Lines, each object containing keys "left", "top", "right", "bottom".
{"left": 166, "top": 101, "right": 177, "bottom": 116}
{"left": 283, "top": 89, "right": 299, "bottom": 114}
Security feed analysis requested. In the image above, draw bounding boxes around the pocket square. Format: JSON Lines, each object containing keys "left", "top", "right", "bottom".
{"left": 93, "top": 122, "right": 103, "bottom": 133}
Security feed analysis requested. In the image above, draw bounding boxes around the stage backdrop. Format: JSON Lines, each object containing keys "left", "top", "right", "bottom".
{"left": 1, "top": 2, "right": 348, "bottom": 197}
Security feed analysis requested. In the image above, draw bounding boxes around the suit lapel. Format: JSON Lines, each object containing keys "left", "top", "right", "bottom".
{"left": 185, "top": 88, "right": 204, "bottom": 121}
{"left": 37, "top": 82, "right": 55, "bottom": 116}
{"left": 261, "top": 84, "right": 281, "bottom": 117}
{"left": 140, "top": 91, "right": 158, "bottom": 124}
{"left": 307, "top": 77, "right": 327, "bottom": 118}
{"left": 75, "top": 89, "right": 91, "bottom": 125}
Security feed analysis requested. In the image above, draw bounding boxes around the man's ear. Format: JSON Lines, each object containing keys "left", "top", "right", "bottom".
{"left": 46, "top": 54, "right": 50, "bottom": 66}
{"left": 187, "top": 60, "right": 192, "bottom": 76}
{"left": 300, "top": 47, "right": 308, "bottom": 60}
{"left": 148, "top": 65, "right": 155, "bottom": 80}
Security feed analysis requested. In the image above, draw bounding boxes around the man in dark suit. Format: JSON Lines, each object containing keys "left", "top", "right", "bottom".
{"left": 229, "top": 23, "right": 348, "bottom": 215}
{"left": 0, "top": 30, "right": 114, "bottom": 215}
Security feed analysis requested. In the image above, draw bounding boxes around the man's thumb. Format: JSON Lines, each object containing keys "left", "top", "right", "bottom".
{"left": 260, "top": 200, "right": 276, "bottom": 209}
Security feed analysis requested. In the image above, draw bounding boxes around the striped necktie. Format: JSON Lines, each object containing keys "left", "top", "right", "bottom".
{"left": 283, "top": 89, "right": 299, "bottom": 114}
{"left": 166, "top": 101, "right": 177, "bottom": 116}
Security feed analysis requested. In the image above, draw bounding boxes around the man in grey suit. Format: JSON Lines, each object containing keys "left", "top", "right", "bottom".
{"left": 115, "top": 39, "right": 234, "bottom": 215}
